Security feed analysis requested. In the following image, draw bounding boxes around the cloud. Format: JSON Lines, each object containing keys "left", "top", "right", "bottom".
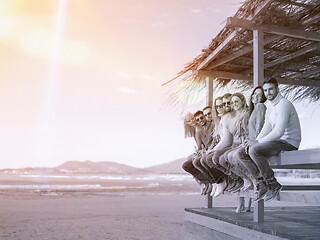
{"left": 161, "top": 13, "right": 170, "bottom": 17}
{"left": 117, "top": 87, "right": 138, "bottom": 94}
{"left": 191, "top": 9, "right": 202, "bottom": 14}
{"left": 151, "top": 21, "right": 165, "bottom": 28}
{"left": 119, "top": 73, "right": 132, "bottom": 79}
{"left": 140, "top": 74, "right": 153, "bottom": 80}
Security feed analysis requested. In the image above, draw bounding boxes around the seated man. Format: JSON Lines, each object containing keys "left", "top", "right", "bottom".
{"left": 182, "top": 110, "right": 215, "bottom": 194}
{"left": 245, "top": 78, "right": 301, "bottom": 202}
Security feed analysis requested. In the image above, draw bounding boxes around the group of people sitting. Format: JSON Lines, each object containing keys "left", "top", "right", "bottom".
{"left": 182, "top": 78, "right": 301, "bottom": 213}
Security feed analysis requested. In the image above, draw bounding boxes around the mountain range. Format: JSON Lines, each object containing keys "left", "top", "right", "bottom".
{"left": 0, "top": 158, "right": 187, "bottom": 175}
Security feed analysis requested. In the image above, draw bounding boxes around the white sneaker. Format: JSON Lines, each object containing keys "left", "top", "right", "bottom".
{"left": 214, "top": 181, "right": 226, "bottom": 197}
{"left": 210, "top": 183, "right": 217, "bottom": 196}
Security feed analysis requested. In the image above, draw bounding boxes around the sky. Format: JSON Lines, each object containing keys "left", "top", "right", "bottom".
{"left": 0, "top": 0, "right": 319, "bottom": 169}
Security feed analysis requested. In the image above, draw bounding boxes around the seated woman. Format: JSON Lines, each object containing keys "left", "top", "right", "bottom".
{"left": 232, "top": 87, "right": 267, "bottom": 212}
{"left": 198, "top": 97, "right": 228, "bottom": 197}
{"left": 216, "top": 93, "right": 250, "bottom": 191}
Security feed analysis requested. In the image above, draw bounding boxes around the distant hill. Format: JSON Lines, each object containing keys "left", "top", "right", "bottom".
{"left": 143, "top": 158, "right": 186, "bottom": 174}
{"left": 0, "top": 158, "right": 187, "bottom": 175}
{"left": 57, "top": 160, "right": 144, "bottom": 174}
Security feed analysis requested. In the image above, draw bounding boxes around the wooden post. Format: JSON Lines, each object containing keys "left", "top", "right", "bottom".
{"left": 206, "top": 76, "right": 213, "bottom": 107}
{"left": 254, "top": 199, "right": 264, "bottom": 222}
{"left": 253, "top": 29, "right": 264, "bottom": 87}
{"left": 253, "top": 29, "right": 265, "bottom": 222}
{"left": 206, "top": 76, "right": 213, "bottom": 208}
{"left": 207, "top": 195, "right": 213, "bottom": 208}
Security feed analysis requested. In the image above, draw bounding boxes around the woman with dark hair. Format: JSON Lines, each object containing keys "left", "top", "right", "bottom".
{"left": 248, "top": 86, "right": 267, "bottom": 140}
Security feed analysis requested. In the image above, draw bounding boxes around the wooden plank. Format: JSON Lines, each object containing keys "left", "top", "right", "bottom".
{"left": 185, "top": 210, "right": 287, "bottom": 240}
{"left": 279, "top": 191, "right": 320, "bottom": 204}
{"left": 253, "top": 29, "right": 264, "bottom": 87}
{"left": 197, "top": 32, "right": 237, "bottom": 70}
{"left": 227, "top": 17, "right": 320, "bottom": 42}
{"left": 197, "top": 0, "right": 275, "bottom": 70}
{"left": 207, "top": 35, "right": 280, "bottom": 70}
{"left": 207, "top": 195, "right": 212, "bottom": 208}
{"left": 197, "top": 70, "right": 252, "bottom": 81}
{"left": 282, "top": 185, "right": 320, "bottom": 191}
{"left": 269, "top": 148, "right": 320, "bottom": 168}
{"left": 206, "top": 77, "right": 213, "bottom": 107}
{"left": 254, "top": 199, "right": 265, "bottom": 222}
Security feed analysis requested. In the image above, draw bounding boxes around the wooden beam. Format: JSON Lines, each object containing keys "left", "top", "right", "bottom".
{"left": 197, "top": 0, "right": 275, "bottom": 70}
{"left": 206, "top": 35, "right": 279, "bottom": 70}
{"left": 206, "top": 77, "right": 213, "bottom": 107}
{"left": 227, "top": 17, "right": 320, "bottom": 42}
{"left": 243, "top": 43, "right": 320, "bottom": 74}
{"left": 254, "top": 200, "right": 264, "bottom": 223}
{"left": 269, "top": 148, "right": 320, "bottom": 168}
{"left": 197, "top": 70, "right": 252, "bottom": 81}
{"left": 253, "top": 29, "right": 264, "bottom": 87}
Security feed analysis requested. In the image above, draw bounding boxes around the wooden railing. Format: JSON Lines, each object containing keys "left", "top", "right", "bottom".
{"left": 207, "top": 148, "right": 320, "bottom": 222}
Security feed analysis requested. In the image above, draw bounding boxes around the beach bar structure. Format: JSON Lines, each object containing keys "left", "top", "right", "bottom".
{"left": 167, "top": 0, "right": 320, "bottom": 239}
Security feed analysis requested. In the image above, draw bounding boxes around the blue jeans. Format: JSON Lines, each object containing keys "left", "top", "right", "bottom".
{"left": 182, "top": 154, "right": 208, "bottom": 182}
{"left": 248, "top": 140, "right": 297, "bottom": 181}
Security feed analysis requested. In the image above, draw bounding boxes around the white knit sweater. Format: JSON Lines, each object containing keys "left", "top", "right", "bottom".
{"left": 257, "top": 93, "right": 301, "bottom": 148}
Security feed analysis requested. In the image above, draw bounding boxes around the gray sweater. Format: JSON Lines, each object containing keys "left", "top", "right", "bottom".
{"left": 257, "top": 93, "right": 301, "bottom": 148}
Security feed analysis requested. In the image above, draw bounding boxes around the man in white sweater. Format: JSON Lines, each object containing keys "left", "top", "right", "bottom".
{"left": 247, "top": 78, "right": 301, "bottom": 202}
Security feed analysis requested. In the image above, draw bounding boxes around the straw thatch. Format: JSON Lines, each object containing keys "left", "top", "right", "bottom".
{"left": 164, "top": 0, "right": 320, "bottom": 110}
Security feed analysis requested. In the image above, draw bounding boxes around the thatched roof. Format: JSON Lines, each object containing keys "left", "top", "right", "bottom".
{"left": 164, "top": 0, "right": 320, "bottom": 110}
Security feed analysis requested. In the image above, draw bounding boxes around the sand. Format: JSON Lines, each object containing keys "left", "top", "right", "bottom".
{"left": 0, "top": 192, "right": 208, "bottom": 240}
{"left": 1, "top": 172, "right": 318, "bottom": 240}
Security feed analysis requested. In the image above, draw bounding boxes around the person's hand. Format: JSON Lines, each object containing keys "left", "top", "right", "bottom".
{"left": 244, "top": 140, "right": 258, "bottom": 154}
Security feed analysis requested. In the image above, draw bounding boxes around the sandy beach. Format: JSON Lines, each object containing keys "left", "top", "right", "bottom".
{"left": 0, "top": 192, "right": 207, "bottom": 240}
{"left": 0, "top": 173, "right": 318, "bottom": 240}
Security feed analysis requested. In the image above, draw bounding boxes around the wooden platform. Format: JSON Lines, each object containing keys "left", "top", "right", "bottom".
{"left": 184, "top": 206, "right": 320, "bottom": 240}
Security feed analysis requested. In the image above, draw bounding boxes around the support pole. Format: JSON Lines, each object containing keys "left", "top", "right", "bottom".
{"left": 207, "top": 195, "right": 213, "bottom": 208}
{"left": 253, "top": 29, "right": 265, "bottom": 222}
{"left": 253, "top": 29, "right": 264, "bottom": 87}
{"left": 206, "top": 76, "right": 213, "bottom": 208}
{"left": 254, "top": 199, "right": 264, "bottom": 222}
{"left": 206, "top": 77, "right": 213, "bottom": 107}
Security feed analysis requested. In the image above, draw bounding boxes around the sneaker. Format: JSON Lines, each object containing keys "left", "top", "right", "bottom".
{"left": 253, "top": 182, "right": 268, "bottom": 202}
{"left": 264, "top": 181, "right": 282, "bottom": 203}
{"left": 225, "top": 179, "right": 236, "bottom": 192}
{"left": 205, "top": 183, "right": 213, "bottom": 195}
{"left": 230, "top": 179, "right": 244, "bottom": 193}
{"left": 241, "top": 178, "right": 253, "bottom": 191}
{"left": 210, "top": 183, "right": 217, "bottom": 196}
{"left": 235, "top": 203, "right": 245, "bottom": 213}
{"left": 214, "top": 181, "right": 226, "bottom": 197}
{"left": 201, "top": 182, "right": 210, "bottom": 195}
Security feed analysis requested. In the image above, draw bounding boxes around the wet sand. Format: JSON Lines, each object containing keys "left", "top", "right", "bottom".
{"left": 0, "top": 192, "right": 209, "bottom": 240}
{"left": 1, "top": 173, "right": 318, "bottom": 240}
{"left": 2, "top": 192, "right": 309, "bottom": 240}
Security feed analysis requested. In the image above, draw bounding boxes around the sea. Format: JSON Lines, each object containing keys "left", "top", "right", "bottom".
{"left": 0, "top": 171, "right": 319, "bottom": 197}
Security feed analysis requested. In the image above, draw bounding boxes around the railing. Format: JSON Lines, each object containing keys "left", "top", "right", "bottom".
{"left": 207, "top": 148, "right": 320, "bottom": 222}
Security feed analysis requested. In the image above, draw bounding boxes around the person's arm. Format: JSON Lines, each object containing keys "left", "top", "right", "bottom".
{"left": 258, "top": 100, "right": 290, "bottom": 143}
{"left": 194, "top": 131, "right": 203, "bottom": 150}
{"left": 254, "top": 103, "right": 267, "bottom": 138}
{"left": 213, "top": 120, "right": 233, "bottom": 152}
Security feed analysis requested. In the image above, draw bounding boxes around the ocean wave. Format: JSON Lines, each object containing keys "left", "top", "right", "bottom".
{"left": 0, "top": 183, "right": 161, "bottom": 191}
{"left": 17, "top": 174, "right": 193, "bottom": 181}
